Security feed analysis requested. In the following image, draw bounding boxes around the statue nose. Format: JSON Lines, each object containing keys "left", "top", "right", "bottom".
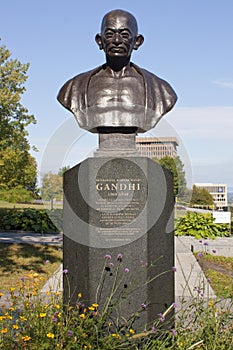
{"left": 112, "top": 33, "right": 123, "bottom": 44}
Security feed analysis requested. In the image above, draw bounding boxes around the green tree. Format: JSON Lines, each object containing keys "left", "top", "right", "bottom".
{"left": 41, "top": 172, "right": 63, "bottom": 209}
{"left": 154, "top": 156, "right": 187, "bottom": 197}
{"left": 0, "top": 42, "right": 37, "bottom": 194}
{"left": 190, "top": 185, "right": 214, "bottom": 207}
{"left": 58, "top": 166, "right": 70, "bottom": 176}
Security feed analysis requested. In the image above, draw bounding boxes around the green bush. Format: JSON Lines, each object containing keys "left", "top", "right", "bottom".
{"left": 175, "top": 211, "right": 230, "bottom": 239}
{"left": 0, "top": 208, "right": 61, "bottom": 233}
{"left": 0, "top": 187, "right": 34, "bottom": 203}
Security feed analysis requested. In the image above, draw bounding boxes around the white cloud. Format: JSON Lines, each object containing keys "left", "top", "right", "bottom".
{"left": 166, "top": 106, "right": 233, "bottom": 141}
{"left": 165, "top": 106, "right": 233, "bottom": 187}
{"left": 212, "top": 80, "right": 233, "bottom": 89}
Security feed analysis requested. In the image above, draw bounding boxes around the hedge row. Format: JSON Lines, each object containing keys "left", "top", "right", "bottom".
{"left": 0, "top": 208, "right": 62, "bottom": 233}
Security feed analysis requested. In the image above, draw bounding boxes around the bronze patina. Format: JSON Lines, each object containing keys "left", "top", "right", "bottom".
{"left": 57, "top": 9, "right": 177, "bottom": 135}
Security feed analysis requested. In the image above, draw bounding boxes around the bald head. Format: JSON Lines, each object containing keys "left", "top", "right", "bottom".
{"left": 101, "top": 9, "right": 138, "bottom": 35}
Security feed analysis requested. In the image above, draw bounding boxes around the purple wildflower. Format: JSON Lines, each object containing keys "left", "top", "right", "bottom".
{"left": 198, "top": 252, "right": 204, "bottom": 257}
{"left": 141, "top": 303, "right": 147, "bottom": 310}
{"left": 199, "top": 240, "right": 203, "bottom": 243}
{"left": 63, "top": 269, "right": 68, "bottom": 274}
{"left": 52, "top": 317, "right": 58, "bottom": 322}
{"left": 212, "top": 249, "right": 216, "bottom": 254}
{"left": 20, "top": 277, "right": 25, "bottom": 282}
{"left": 204, "top": 242, "right": 209, "bottom": 246}
{"left": 58, "top": 237, "right": 63, "bottom": 242}
{"left": 172, "top": 266, "right": 177, "bottom": 272}
{"left": 124, "top": 267, "right": 129, "bottom": 273}
{"left": 67, "top": 330, "right": 73, "bottom": 337}
{"left": 171, "top": 328, "right": 177, "bottom": 336}
{"left": 105, "top": 254, "right": 112, "bottom": 260}
{"left": 45, "top": 260, "right": 50, "bottom": 264}
{"left": 117, "top": 253, "right": 123, "bottom": 262}
{"left": 207, "top": 278, "right": 211, "bottom": 283}
{"left": 158, "top": 313, "right": 165, "bottom": 322}
{"left": 172, "top": 302, "right": 177, "bottom": 308}
{"left": 109, "top": 262, "right": 114, "bottom": 267}
{"left": 151, "top": 326, "right": 156, "bottom": 333}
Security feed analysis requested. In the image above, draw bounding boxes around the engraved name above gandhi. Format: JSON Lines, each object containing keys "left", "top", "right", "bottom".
{"left": 96, "top": 182, "right": 141, "bottom": 191}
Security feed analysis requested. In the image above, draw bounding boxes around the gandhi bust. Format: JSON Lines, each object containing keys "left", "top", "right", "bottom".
{"left": 57, "top": 9, "right": 177, "bottom": 133}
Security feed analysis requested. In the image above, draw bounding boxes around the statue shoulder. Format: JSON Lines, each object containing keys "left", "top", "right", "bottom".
{"left": 57, "top": 66, "right": 103, "bottom": 109}
{"left": 132, "top": 63, "right": 177, "bottom": 112}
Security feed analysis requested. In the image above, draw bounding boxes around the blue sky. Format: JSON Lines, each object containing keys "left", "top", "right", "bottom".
{"left": 1, "top": 0, "right": 233, "bottom": 188}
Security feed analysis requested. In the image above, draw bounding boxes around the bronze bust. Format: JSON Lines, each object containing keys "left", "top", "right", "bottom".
{"left": 57, "top": 9, "right": 177, "bottom": 133}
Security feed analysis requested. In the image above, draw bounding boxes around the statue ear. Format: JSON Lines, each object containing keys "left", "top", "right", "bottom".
{"left": 95, "top": 34, "right": 103, "bottom": 50}
{"left": 134, "top": 34, "right": 144, "bottom": 50}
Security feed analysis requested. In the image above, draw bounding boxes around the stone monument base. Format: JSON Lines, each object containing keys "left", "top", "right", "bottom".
{"left": 63, "top": 157, "right": 174, "bottom": 330}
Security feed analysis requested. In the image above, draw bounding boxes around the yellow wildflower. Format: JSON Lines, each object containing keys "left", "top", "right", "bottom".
{"left": 1, "top": 328, "right": 8, "bottom": 334}
{"left": 78, "top": 292, "right": 82, "bottom": 298}
{"left": 80, "top": 313, "right": 85, "bottom": 319}
{"left": 9, "top": 287, "right": 15, "bottom": 292}
{"left": 92, "top": 303, "right": 98, "bottom": 308}
{"left": 33, "top": 273, "right": 39, "bottom": 278}
{"left": 208, "top": 299, "right": 213, "bottom": 307}
{"left": 9, "top": 307, "right": 15, "bottom": 311}
{"left": 54, "top": 291, "right": 60, "bottom": 296}
{"left": 0, "top": 316, "right": 5, "bottom": 321}
{"left": 88, "top": 306, "right": 95, "bottom": 311}
{"left": 7, "top": 315, "right": 13, "bottom": 320}
{"left": 47, "top": 332, "right": 55, "bottom": 339}
{"left": 22, "top": 335, "right": 31, "bottom": 342}
{"left": 46, "top": 291, "right": 51, "bottom": 296}
{"left": 54, "top": 304, "right": 60, "bottom": 309}
{"left": 20, "top": 316, "right": 27, "bottom": 321}
{"left": 13, "top": 324, "right": 19, "bottom": 330}
{"left": 39, "top": 313, "right": 46, "bottom": 318}
{"left": 0, "top": 293, "right": 4, "bottom": 297}
{"left": 129, "top": 329, "right": 135, "bottom": 334}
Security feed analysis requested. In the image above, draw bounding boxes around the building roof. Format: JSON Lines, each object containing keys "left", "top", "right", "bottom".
{"left": 136, "top": 137, "right": 179, "bottom": 146}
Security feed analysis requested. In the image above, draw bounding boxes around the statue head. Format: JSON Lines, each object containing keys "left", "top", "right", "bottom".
{"left": 95, "top": 9, "right": 144, "bottom": 62}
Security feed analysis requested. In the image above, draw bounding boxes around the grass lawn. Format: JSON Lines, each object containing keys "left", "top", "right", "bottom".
{"left": 195, "top": 253, "right": 233, "bottom": 299}
{"left": 0, "top": 243, "right": 62, "bottom": 291}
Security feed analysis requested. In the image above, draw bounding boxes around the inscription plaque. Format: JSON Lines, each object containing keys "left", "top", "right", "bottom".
{"left": 89, "top": 159, "right": 148, "bottom": 245}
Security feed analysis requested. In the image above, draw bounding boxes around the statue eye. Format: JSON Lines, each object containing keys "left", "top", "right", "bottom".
{"left": 121, "top": 32, "right": 130, "bottom": 39}
{"left": 104, "top": 31, "right": 114, "bottom": 39}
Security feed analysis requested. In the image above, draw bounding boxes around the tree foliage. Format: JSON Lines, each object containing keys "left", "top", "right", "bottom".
{"left": 41, "top": 172, "right": 63, "bottom": 202}
{"left": 154, "top": 156, "right": 187, "bottom": 197}
{"left": 190, "top": 185, "right": 214, "bottom": 206}
{"left": 0, "top": 42, "right": 37, "bottom": 193}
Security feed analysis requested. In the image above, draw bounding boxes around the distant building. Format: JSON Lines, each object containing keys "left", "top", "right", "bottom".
{"left": 194, "top": 183, "right": 228, "bottom": 210}
{"left": 136, "top": 137, "right": 179, "bottom": 159}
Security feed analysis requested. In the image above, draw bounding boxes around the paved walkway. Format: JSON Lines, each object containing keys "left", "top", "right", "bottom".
{"left": 0, "top": 231, "right": 62, "bottom": 245}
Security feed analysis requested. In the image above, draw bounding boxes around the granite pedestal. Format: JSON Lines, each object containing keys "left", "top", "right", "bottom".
{"left": 63, "top": 156, "right": 174, "bottom": 329}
